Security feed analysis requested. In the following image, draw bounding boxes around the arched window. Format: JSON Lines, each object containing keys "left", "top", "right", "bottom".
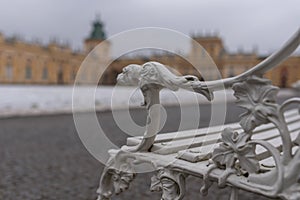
{"left": 6, "top": 56, "right": 13, "bottom": 80}
{"left": 280, "top": 67, "right": 288, "bottom": 88}
{"left": 228, "top": 66, "right": 234, "bottom": 77}
{"left": 25, "top": 66, "right": 32, "bottom": 79}
{"left": 70, "top": 70, "right": 76, "bottom": 81}
{"left": 201, "top": 48, "right": 206, "bottom": 57}
{"left": 25, "top": 59, "right": 32, "bottom": 79}
{"left": 6, "top": 65, "right": 13, "bottom": 80}
{"left": 42, "top": 67, "right": 48, "bottom": 80}
{"left": 57, "top": 65, "right": 64, "bottom": 84}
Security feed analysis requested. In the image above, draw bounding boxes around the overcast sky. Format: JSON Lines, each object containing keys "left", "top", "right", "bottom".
{"left": 0, "top": 0, "right": 299, "bottom": 56}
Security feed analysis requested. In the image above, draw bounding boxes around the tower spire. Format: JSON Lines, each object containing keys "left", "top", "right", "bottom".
{"left": 88, "top": 15, "right": 106, "bottom": 40}
{"left": 84, "top": 14, "right": 108, "bottom": 53}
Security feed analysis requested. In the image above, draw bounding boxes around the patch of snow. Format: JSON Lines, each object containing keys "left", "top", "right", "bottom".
{"left": 292, "top": 80, "right": 300, "bottom": 90}
{"left": 0, "top": 84, "right": 296, "bottom": 118}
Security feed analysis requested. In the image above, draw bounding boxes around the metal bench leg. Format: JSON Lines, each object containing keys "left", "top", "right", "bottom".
{"left": 97, "top": 150, "right": 136, "bottom": 200}
{"left": 230, "top": 188, "right": 239, "bottom": 200}
{"left": 150, "top": 168, "right": 186, "bottom": 200}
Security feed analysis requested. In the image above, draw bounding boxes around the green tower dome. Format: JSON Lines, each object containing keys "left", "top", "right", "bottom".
{"left": 88, "top": 17, "right": 106, "bottom": 40}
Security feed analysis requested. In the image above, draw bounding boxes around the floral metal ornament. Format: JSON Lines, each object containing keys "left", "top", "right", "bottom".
{"left": 203, "top": 75, "right": 300, "bottom": 199}
{"left": 201, "top": 74, "right": 300, "bottom": 199}
{"left": 212, "top": 128, "right": 259, "bottom": 173}
{"left": 97, "top": 29, "right": 300, "bottom": 200}
{"left": 110, "top": 165, "right": 135, "bottom": 195}
{"left": 232, "top": 76, "right": 279, "bottom": 132}
{"left": 97, "top": 151, "right": 136, "bottom": 200}
{"left": 150, "top": 168, "right": 186, "bottom": 200}
{"left": 202, "top": 127, "right": 260, "bottom": 190}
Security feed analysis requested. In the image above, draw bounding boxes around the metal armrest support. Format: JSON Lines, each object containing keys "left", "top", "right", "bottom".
{"left": 97, "top": 28, "right": 300, "bottom": 200}
{"left": 116, "top": 28, "right": 300, "bottom": 152}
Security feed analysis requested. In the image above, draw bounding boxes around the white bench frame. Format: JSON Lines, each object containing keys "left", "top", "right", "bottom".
{"left": 97, "top": 29, "right": 300, "bottom": 200}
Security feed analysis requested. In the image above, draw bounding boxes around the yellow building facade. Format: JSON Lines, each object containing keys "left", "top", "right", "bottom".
{"left": 0, "top": 33, "right": 84, "bottom": 84}
{"left": 0, "top": 18, "right": 109, "bottom": 85}
{"left": 0, "top": 19, "right": 299, "bottom": 87}
{"left": 190, "top": 34, "right": 300, "bottom": 87}
{"left": 106, "top": 34, "right": 300, "bottom": 87}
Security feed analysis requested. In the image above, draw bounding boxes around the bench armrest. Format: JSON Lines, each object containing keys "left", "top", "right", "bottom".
{"left": 97, "top": 28, "right": 300, "bottom": 200}
{"left": 116, "top": 28, "right": 300, "bottom": 153}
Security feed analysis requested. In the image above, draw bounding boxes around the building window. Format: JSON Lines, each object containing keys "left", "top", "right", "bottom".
{"left": 201, "top": 48, "right": 206, "bottom": 57}
{"left": 25, "top": 59, "right": 32, "bottom": 80}
{"left": 57, "top": 66, "right": 64, "bottom": 84}
{"left": 42, "top": 67, "right": 48, "bottom": 80}
{"left": 25, "top": 66, "right": 32, "bottom": 79}
{"left": 6, "top": 65, "right": 13, "bottom": 80}
{"left": 71, "top": 71, "right": 76, "bottom": 80}
{"left": 228, "top": 66, "right": 234, "bottom": 77}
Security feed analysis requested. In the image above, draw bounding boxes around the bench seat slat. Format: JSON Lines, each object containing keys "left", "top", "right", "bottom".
{"left": 178, "top": 122, "right": 300, "bottom": 162}
{"left": 126, "top": 109, "right": 299, "bottom": 146}
{"left": 256, "top": 128, "right": 300, "bottom": 158}
{"left": 258, "top": 144, "right": 299, "bottom": 167}
{"left": 125, "top": 109, "right": 299, "bottom": 164}
{"left": 150, "top": 115, "right": 300, "bottom": 155}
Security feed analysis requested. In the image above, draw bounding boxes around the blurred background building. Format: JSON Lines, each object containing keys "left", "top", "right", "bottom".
{"left": 0, "top": 17, "right": 299, "bottom": 87}
{"left": 0, "top": 16, "right": 110, "bottom": 85}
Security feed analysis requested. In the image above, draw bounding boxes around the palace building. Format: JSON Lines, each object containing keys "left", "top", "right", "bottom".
{"left": 105, "top": 33, "right": 300, "bottom": 87}
{"left": 0, "top": 17, "right": 108, "bottom": 85}
{"left": 0, "top": 17, "right": 299, "bottom": 87}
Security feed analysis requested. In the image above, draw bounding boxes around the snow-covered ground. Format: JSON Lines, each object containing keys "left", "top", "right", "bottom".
{"left": 0, "top": 84, "right": 297, "bottom": 118}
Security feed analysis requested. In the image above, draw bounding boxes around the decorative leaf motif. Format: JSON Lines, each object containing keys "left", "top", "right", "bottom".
{"left": 110, "top": 163, "right": 135, "bottom": 195}
{"left": 112, "top": 172, "right": 134, "bottom": 194}
{"left": 237, "top": 145, "right": 260, "bottom": 173}
{"left": 97, "top": 151, "right": 136, "bottom": 200}
{"left": 150, "top": 169, "right": 186, "bottom": 200}
{"left": 232, "top": 76, "right": 279, "bottom": 132}
{"left": 150, "top": 175, "right": 162, "bottom": 192}
{"left": 212, "top": 128, "right": 260, "bottom": 173}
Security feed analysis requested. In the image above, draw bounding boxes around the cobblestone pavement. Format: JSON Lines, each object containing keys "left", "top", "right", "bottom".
{"left": 0, "top": 101, "right": 289, "bottom": 200}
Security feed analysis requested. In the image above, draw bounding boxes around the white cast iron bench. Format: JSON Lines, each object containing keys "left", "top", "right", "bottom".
{"left": 97, "top": 29, "right": 300, "bottom": 200}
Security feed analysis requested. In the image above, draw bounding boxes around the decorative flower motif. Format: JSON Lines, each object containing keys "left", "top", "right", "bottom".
{"left": 150, "top": 169, "right": 173, "bottom": 192}
{"left": 111, "top": 164, "right": 135, "bottom": 194}
{"left": 212, "top": 128, "right": 259, "bottom": 173}
{"left": 232, "top": 76, "right": 279, "bottom": 132}
{"left": 150, "top": 169, "right": 185, "bottom": 200}
{"left": 150, "top": 174, "right": 162, "bottom": 192}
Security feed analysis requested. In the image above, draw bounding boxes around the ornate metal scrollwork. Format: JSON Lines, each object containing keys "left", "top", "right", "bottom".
{"left": 203, "top": 75, "right": 300, "bottom": 199}
{"left": 97, "top": 150, "right": 136, "bottom": 200}
{"left": 117, "top": 62, "right": 212, "bottom": 152}
{"left": 150, "top": 168, "right": 186, "bottom": 200}
{"left": 116, "top": 29, "right": 300, "bottom": 153}
{"left": 97, "top": 28, "right": 300, "bottom": 200}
